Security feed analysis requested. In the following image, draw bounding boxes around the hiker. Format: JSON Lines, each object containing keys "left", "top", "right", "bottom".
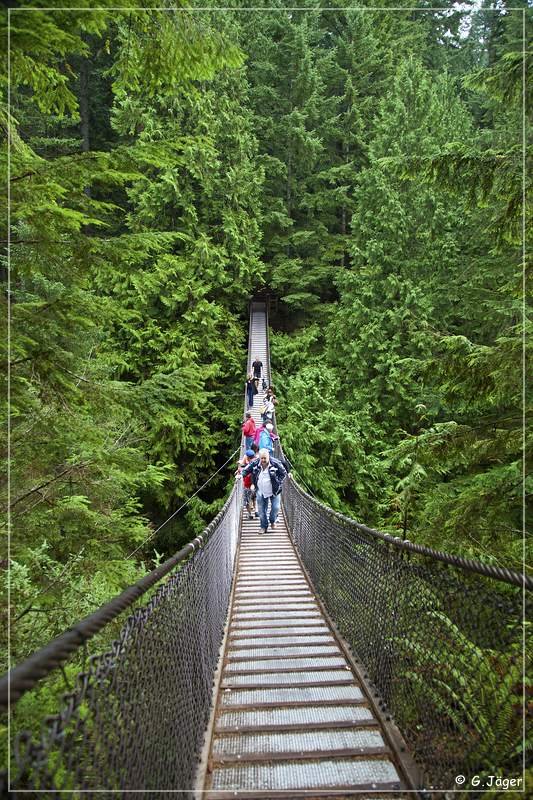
{"left": 261, "top": 394, "right": 276, "bottom": 424}
{"left": 241, "top": 448, "right": 287, "bottom": 535}
{"left": 265, "top": 387, "right": 277, "bottom": 404}
{"left": 252, "top": 357, "right": 263, "bottom": 380}
{"left": 258, "top": 421, "right": 275, "bottom": 454}
{"left": 245, "top": 372, "right": 257, "bottom": 408}
{"left": 242, "top": 412, "right": 256, "bottom": 450}
{"left": 236, "top": 449, "right": 257, "bottom": 520}
{"left": 253, "top": 421, "right": 267, "bottom": 445}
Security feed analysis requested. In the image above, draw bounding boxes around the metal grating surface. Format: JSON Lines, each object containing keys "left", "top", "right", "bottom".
{"left": 227, "top": 644, "right": 341, "bottom": 658}
{"left": 235, "top": 588, "right": 310, "bottom": 595}
{"left": 234, "top": 599, "right": 317, "bottom": 608}
{"left": 237, "top": 572, "right": 303, "bottom": 578}
{"left": 234, "top": 603, "right": 317, "bottom": 612}
{"left": 233, "top": 610, "right": 321, "bottom": 619}
{"left": 216, "top": 705, "right": 375, "bottom": 729}
{"left": 201, "top": 302, "right": 406, "bottom": 797}
{"left": 229, "top": 634, "right": 335, "bottom": 646}
{"left": 236, "top": 576, "right": 308, "bottom": 582}
{"left": 239, "top": 555, "right": 298, "bottom": 560}
{"left": 212, "top": 728, "right": 385, "bottom": 756}
{"left": 238, "top": 563, "right": 300, "bottom": 568}
{"left": 222, "top": 669, "right": 353, "bottom": 687}
{"left": 210, "top": 758, "right": 401, "bottom": 790}
{"left": 225, "top": 657, "right": 346, "bottom": 671}
{"left": 235, "top": 583, "right": 310, "bottom": 589}
{"left": 235, "top": 591, "right": 313, "bottom": 598}
{"left": 238, "top": 564, "right": 299, "bottom": 568}
{"left": 231, "top": 621, "right": 325, "bottom": 631}
{"left": 221, "top": 685, "right": 364, "bottom": 706}
{"left": 239, "top": 546, "right": 294, "bottom": 551}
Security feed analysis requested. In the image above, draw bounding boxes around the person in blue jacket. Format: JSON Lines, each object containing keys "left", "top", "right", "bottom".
{"left": 241, "top": 448, "right": 287, "bottom": 535}
{"left": 258, "top": 422, "right": 275, "bottom": 453}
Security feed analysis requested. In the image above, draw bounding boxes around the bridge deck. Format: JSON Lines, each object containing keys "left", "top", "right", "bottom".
{"left": 201, "top": 302, "right": 406, "bottom": 798}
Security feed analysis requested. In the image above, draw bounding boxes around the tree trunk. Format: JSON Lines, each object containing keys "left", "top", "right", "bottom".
{"left": 79, "top": 57, "right": 90, "bottom": 154}
{"left": 79, "top": 51, "right": 91, "bottom": 199}
{"left": 341, "top": 138, "right": 349, "bottom": 267}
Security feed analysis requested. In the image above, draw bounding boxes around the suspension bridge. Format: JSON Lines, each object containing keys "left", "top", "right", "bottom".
{"left": 2, "top": 299, "right": 529, "bottom": 797}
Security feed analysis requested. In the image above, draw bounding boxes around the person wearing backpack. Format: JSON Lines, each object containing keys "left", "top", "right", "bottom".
{"left": 258, "top": 422, "right": 274, "bottom": 454}
{"left": 242, "top": 412, "right": 256, "bottom": 449}
{"left": 261, "top": 395, "right": 276, "bottom": 424}
{"left": 245, "top": 372, "right": 258, "bottom": 409}
{"left": 241, "top": 448, "right": 287, "bottom": 535}
{"left": 236, "top": 449, "right": 257, "bottom": 520}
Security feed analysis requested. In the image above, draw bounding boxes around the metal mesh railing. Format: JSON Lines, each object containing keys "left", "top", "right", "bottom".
{"left": 281, "top": 470, "right": 530, "bottom": 791}
{"left": 3, "top": 482, "right": 242, "bottom": 797}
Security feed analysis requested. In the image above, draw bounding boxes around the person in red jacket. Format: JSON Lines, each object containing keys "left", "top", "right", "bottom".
{"left": 242, "top": 412, "right": 256, "bottom": 450}
{"left": 236, "top": 449, "right": 258, "bottom": 520}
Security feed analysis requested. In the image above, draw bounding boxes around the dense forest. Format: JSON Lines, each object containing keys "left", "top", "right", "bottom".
{"left": 1, "top": 0, "right": 530, "bottom": 706}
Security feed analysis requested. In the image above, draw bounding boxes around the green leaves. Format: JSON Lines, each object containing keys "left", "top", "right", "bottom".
{"left": 264, "top": 5, "right": 529, "bottom": 572}
{"left": 5, "top": 5, "right": 111, "bottom": 116}
{"left": 3, "top": 4, "right": 265, "bottom": 706}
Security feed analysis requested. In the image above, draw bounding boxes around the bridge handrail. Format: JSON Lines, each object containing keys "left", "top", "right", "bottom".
{"left": 283, "top": 475, "right": 531, "bottom": 590}
{"left": 264, "top": 300, "right": 529, "bottom": 590}
{"left": 1, "top": 486, "right": 238, "bottom": 709}
{"left": 265, "top": 301, "right": 529, "bottom": 789}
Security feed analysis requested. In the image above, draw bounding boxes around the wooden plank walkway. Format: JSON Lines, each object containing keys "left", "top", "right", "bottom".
{"left": 201, "top": 302, "right": 407, "bottom": 798}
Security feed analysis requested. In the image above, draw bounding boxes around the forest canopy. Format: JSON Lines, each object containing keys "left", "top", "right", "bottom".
{"left": 1, "top": 0, "right": 531, "bottom": 678}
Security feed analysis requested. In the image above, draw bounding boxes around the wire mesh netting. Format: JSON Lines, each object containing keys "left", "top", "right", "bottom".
{"left": 281, "top": 471, "right": 529, "bottom": 791}
{"left": 5, "top": 482, "right": 242, "bottom": 798}
{"left": 4, "top": 298, "right": 530, "bottom": 797}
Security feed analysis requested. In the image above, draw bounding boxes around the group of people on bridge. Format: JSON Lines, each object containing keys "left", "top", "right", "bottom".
{"left": 237, "top": 357, "right": 288, "bottom": 535}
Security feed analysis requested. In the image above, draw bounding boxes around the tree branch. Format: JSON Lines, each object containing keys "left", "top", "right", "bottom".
{"left": 8, "top": 464, "right": 89, "bottom": 511}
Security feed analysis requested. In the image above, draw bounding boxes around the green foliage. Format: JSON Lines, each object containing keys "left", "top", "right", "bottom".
{"left": 2, "top": 2, "right": 530, "bottom": 782}
{"left": 267, "top": 7, "right": 530, "bottom": 570}
{"left": 2, "top": 3, "right": 263, "bottom": 682}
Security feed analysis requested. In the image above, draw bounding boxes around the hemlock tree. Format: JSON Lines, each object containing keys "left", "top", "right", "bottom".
{"left": 98, "top": 11, "right": 263, "bottom": 547}
{"left": 1, "top": 4, "right": 261, "bottom": 671}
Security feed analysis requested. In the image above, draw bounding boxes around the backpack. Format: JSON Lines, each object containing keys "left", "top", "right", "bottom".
{"left": 259, "top": 429, "right": 273, "bottom": 452}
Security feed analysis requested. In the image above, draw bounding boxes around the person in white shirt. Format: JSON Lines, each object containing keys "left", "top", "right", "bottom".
{"left": 242, "top": 448, "right": 287, "bottom": 535}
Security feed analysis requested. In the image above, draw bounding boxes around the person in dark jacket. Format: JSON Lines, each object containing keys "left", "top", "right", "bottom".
{"left": 252, "top": 358, "right": 263, "bottom": 380}
{"left": 245, "top": 372, "right": 257, "bottom": 408}
{"left": 241, "top": 449, "right": 287, "bottom": 534}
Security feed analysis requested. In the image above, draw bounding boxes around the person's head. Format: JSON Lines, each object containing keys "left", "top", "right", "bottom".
{"left": 251, "top": 442, "right": 259, "bottom": 453}
{"left": 258, "top": 448, "right": 270, "bottom": 466}
{"left": 248, "top": 372, "right": 253, "bottom": 380}
{"left": 265, "top": 422, "right": 274, "bottom": 432}
{"left": 245, "top": 449, "right": 255, "bottom": 459}
{"left": 245, "top": 412, "right": 252, "bottom": 419}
